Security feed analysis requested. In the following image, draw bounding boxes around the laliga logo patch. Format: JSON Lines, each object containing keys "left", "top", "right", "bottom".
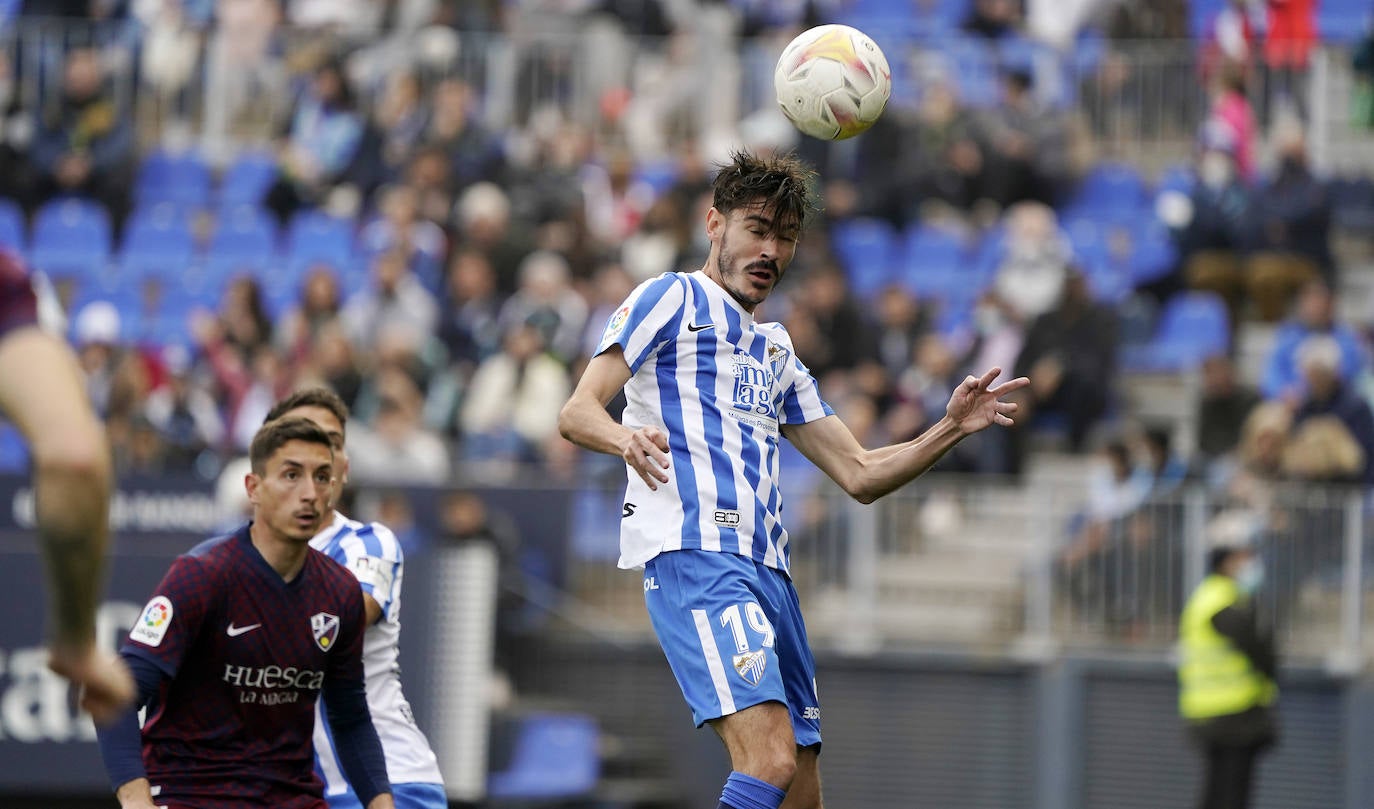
{"left": 600, "top": 305, "right": 631, "bottom": 350}
{"left": 310, "top": 612, "right": 340, "bottom": 652}
{"left": 130, "top": 596, "right": 174, "bottom": 647}
{"left": 732, "top": 648, "right": 768, "bottom": 687}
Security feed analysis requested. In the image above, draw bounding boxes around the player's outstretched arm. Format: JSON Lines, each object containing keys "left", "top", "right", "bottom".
{"left": 784, "top": 367, "right": 1027, "bottom": 503}
{"left": 559, "top": 348, "right": 672, "bottom": 491}
{"left": 0, "top": 327, "right": 133, "bottom": 721}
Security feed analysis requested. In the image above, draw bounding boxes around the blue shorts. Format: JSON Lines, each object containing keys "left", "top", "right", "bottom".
{"left": 643, "top": 549, "right": 822, "bottom": 747}
{"left": 322, "top": 781, "right": 447, "bottom": 809}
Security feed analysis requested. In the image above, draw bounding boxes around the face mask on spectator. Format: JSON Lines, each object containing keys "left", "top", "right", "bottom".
{"left": 1200, "top": 152, "right": 1233, "bottom": 190}
{"left": 1235, "top": 557, "right": 1264, "bottom": 594}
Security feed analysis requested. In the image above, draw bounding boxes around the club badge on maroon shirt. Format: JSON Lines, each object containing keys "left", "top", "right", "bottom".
{"left": 311, "top": 612, "right": 339, "bottom": 651}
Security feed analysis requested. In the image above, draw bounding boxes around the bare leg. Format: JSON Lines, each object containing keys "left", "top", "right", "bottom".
{"left": 711, "top": 702, "right": 798, "bottom": 788}
{"left": 780, "top": 744, "right": 822, "bottom": 809}
{"left": 0, "top": 326, "right": 132, "bottom": 722}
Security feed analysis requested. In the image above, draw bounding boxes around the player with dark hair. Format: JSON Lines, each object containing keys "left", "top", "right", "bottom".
{"left": 265, "top": 388, "right": 445, "bottom": 809}
{"left": 95, "top": 417, "right": 395, "bottom": 809}
{"left": 559, "top": 149, "right": 1029, "bottom": 809}
{"left": 0, "top": 249, "right": 133, "bottom": 721}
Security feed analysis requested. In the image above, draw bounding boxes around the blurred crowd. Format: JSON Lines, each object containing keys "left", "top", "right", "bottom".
{"left": 0, "top": 0, "right": 1367, "bottom": 530}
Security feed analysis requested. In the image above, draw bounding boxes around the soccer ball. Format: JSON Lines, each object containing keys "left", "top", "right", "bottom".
{"left": 774, "top": 24, "right": 892, "bottom": 141}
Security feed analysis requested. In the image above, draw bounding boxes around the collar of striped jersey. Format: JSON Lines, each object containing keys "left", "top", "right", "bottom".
{"left": 692, "top": 269, "right": 755, "bottom": 323}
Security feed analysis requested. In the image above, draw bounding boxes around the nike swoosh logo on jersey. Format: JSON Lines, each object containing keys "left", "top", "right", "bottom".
{"left": 687, "top": 322, "right": 714, "bottom": 332}
{"left": 226, "top": 623, "right": 262, "bottom": 637}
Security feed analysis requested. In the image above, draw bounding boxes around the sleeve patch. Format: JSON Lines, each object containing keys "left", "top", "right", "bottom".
{"left": 129, "top": 596, "right": 174, "bottom": 648}
{"left": 598, "top": 305, "right": 633, "bottom": 353}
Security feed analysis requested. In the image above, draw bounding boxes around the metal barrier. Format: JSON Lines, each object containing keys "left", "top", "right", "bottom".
{"left": 538, "top": 472, "right": 1372, "bottom": 669}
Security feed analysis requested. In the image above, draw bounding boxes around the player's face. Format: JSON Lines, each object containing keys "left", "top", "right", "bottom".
{"left": 247, "top": 440, "right": 334, "bottom": 542}
{"left": 280, "top": 404, "right": 348, "bottom": 508}
{"left": 707, "top": 202, "right": 800, "bottom": 311}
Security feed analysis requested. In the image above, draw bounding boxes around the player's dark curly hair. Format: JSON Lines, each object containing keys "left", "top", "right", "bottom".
{"left": 250, "top": 417, "right": 334, "bottom": 475}
{"left": 265, "top": 387, "right": 350, "bottom": 433}
{"left": 712, "top": 149, "right": 818, "bottom": 233}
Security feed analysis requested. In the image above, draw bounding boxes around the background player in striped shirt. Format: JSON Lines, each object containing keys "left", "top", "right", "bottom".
{"left": 264, "top": 388, "right": 446, "bottom": 809}
{"left": 0, "top": 249, "right": 134, "bottom": 722}
{"left": 559, "top": 150, "right": 1030, "bottom": 809}
{"left": 95, "top": 417, "right": 394, "bottom": 809}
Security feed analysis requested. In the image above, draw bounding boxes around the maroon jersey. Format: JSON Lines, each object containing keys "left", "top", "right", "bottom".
{"left": 0, "top": 249, "right": 38, "bottom": 339}
{"left": 124, "top": 524, "right": 368, "bottom": 809}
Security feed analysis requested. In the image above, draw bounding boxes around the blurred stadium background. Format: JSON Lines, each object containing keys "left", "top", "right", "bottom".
{"left": 1, "top": 0, "right": 1373, "bottom": 807}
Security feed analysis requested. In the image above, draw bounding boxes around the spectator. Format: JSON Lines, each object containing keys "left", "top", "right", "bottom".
{"left": 994, "top": 202, "right": 1072, "bottom": 322}
{"left": 1207, "top": 66, "right": 1257, "bottom": 183}
{"left": 347, "top": 366, "right": 451, "bottom": 485}
{"left": 786, "top": 262, "right": 879, "bottom": 382}
{"left": 1197, "top": 355, "right": 1261, "bottom": 466}
{"left": 72, "top": 300, "right": 124, "bottom": 417}
{"left": 496, "top": 250, "right": 588, "bottom": 365}
{"left": 962, "top": 0, "right": 1022, "bottom": 39}
{"left": 1263, "top": 0, "right": 1318, "bottom": 122}
{"left": 1174, "top": 128, "right": 1252, "bottom": 316}
{"left": 1244, "top": 127, "right": 1330, "bottom": 318}
{"left": 870, "top": 284, "right": 933, "bottom": 382}
{"left": 276, "top": 263, "right": 344, "bottom": 365}
{"left": 214, "top": 275, "right": 275, "bottom": 361}
{"left": 461, "top": 323, "right": 571, "bottom": 463}
{"left": 359, "top": 183, "right": 448, "bottom": 293}
{"left": 439, "top": 246, "right": 505, "bottom": 371}
{"left": 974, "top": 68, "right": 1074, "bottom": 208}
{"left": 372, "top": 70, "right": 429, "bottom": 182}
{"left": 340, "top": 248, "right": 440, "bottom": 354}
{"left": 579, "top": 261, "right": 636, "bottom": 361}
{"left": 909, "top": 79, "right": 985, "bottom": 216}
{"left": 581, "top": 146, "right": 655, "bottom": 248}
{"left": 1260, "top": 280, "right": 1367, "bottom": 402}
{"left": 1290, "top": 335, "right": 1374, "bottom": 484}
{"left": 427, "top": 78, "right": 505, "bottom": 195}
{"left": 454, "top": 182, "right": 534, "bottom": 294}
{"left": 142, "top": 344, "right": 224, "bottom": 471}
{"left": 264, "top": 57, "right": 365, "bottom": 225}
{"left": 305, "top": 322, "right": 364, "bottom": 410}
{"left": 1014, "top": 270, "right": 1118, "bottom": 452}
{"left": 30, "top": 47, "right": 135, "bottom": 229}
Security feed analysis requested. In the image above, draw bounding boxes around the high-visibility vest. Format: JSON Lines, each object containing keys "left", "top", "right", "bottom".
{"left": 1178, "top": 574, "right": 1278, "bottom": 720}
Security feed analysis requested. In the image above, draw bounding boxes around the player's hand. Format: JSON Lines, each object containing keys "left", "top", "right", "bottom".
{"left": 48, "top": 643, "right": 136, "bottom": 725}
{"left": 623, "top": 426, "right": 671, "bottom": 491}
{"left": 945, "top": 367, "right": 1029, "bottom": 435}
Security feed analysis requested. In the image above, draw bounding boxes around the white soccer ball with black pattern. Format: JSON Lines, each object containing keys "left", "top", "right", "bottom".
{"left": 774, "top": 24, "right": 892, "bottom": 141}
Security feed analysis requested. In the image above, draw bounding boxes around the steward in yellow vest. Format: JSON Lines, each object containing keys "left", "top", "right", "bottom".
{"left": 1177, "top": 543, "right": 1278, "bottom": 809}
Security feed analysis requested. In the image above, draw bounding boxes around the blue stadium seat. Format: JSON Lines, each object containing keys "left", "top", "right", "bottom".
{"left": 632, "top": 159, "right": 679, "bottom": 196}
{"left": 218, "top": 150, "right": 278, "bottom": 208}
{"left": 121, "top": 204, "right": 196, "bottom": 280}
{"left": 1128, "top": 220, "right": 1177, "bottom": 284}
{"left": 1125, "top": 291, "right": 1229, "bottom": 372}
{"left": 487, "top": 712, "right": 600, "bottom": 801}
{"left": 0, "top": 197, "right": 25, "bottom": 253}
{"left": 136, "top": 149, "right": 212, "bottom": 208}
{"left": 1069, "top": 162, "right": 1149, "bottom": 218}
{"left": 29, "top": 198, "right": 111, "bottom": 283}
{"left": 207, "top": 204, "right": 277, "bottom": 264}
{"left": 1319, "top": 0, "right": 1369, "bottom": 43}
{"left": 831, "top": 217, "right": 898, "bottom": 299}
{"left": 0, "top": 421, "right": 27, "bottom": 472}
{"left": 901, "top": 224, "right": 975, "bottom": 303}
{"left": 940, "top": 37, "right": 1000, "bottom": 107}
{"left": 1189, "top": 0, "right": 1226, "bottom": 38}
{"left": 286, "top": 209, "right": 356, "bottom": 267}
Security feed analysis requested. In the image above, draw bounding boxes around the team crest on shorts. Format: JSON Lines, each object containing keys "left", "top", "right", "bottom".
{"left": 310, "top": 612, "right": 340, "bottom": 651}
{"left": 732, "top": 649, "right": 768, "bottom": 687}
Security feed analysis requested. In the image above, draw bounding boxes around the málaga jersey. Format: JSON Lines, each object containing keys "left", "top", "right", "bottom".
{"left": 310, "top": 512, "right": 444, "bottom": 794}
{"left": 597, "top": 270, "right": 833, "bottom": 573}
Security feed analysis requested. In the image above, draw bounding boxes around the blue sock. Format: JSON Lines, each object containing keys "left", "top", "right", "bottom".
{"left": 717, "top": 771, "right": 786, "bottom": 809}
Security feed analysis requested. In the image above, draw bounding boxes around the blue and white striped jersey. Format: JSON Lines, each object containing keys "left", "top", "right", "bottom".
{"left": 310, "top": 512, "right": 443, "bottom": 792}
{"left": 597, "top": 270, "right": 834, "bottom": 574}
